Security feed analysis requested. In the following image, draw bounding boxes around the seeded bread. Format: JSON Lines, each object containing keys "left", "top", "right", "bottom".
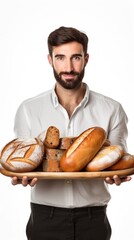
{"left": 44, "top": 126, "right": 60, "bottom": 148}
{"left": 43, "top": 148, "right": 65, "bottom": 172}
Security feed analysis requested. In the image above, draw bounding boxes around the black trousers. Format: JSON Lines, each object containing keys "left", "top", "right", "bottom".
{"left": 26, "top": 203, "right": 111, "bottom": 240}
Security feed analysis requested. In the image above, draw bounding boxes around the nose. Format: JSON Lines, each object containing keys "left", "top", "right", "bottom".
{"left": 65, "top": 59, "right": 74, "bottom": 72}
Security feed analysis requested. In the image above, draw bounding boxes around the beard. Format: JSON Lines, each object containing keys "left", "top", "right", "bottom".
{"left": 53, "top": 67, "right": 85, "bottom": 89}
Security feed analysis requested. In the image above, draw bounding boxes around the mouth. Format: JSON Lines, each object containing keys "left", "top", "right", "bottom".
{"left": 62, "top": 74, "right": 76, "bottom": 79}
{"left": 61, "top": 72, "right": 79, "bottom": 80}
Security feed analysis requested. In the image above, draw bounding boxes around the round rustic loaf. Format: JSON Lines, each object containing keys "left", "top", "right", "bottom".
{"left": 0, "top": 138, "right": 45, "bottom": 172}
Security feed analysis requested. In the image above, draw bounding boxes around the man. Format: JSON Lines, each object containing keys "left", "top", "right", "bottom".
{"left": 12, "top": 26, "right": 131, "bottom": 240}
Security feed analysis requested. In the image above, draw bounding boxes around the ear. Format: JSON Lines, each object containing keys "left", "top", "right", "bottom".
{"left": 84, "top": 53, "right": 89, "bottom": 66}
{"left": 47, "top": 54, "right": 53, "bottom": 66}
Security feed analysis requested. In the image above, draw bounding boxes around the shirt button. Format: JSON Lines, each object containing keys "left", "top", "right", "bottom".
{"left": 66, "top": 180, "right": 72, "bottom": 184}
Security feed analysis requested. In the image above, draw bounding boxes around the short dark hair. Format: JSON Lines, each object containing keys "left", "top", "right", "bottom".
{"left": 48, "top": 26, "right": 88, "bottom": 56}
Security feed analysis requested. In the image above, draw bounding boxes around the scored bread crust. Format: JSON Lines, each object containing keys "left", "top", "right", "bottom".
{"left": 85, "top": 145, "right": 124, "bottom": 172}
{"left": 60, "top": 127, "right": 106, "bottom": 172}
{"left": 0, "top": 138, "right": 45, "bottom": 172}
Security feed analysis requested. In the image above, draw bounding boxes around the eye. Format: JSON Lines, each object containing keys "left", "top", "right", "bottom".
{"left": 75, "top": 56, "right": 81, "bottom": 60}
{"left": 72, "top": 55, "right": 82, "bottom": 61}
{"left": 55, "top": 55, "right": 64, "bottom": 61}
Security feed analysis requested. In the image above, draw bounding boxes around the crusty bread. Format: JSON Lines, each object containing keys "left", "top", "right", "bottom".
{"left": 85, "top": 145, "right": 124, "bottom": 172}
{"left": 58, "top": 137, "right": 77, "bottom": 149}
{"left": 45, "top": 148, "right": 65, "bottom": 160}
{"left": 37, "top": 130, "right": 47, "bottom": 142}
{"left": 0, "top": 138, "right": 45, "bottom": 172}
{"left": 107, "top": 153, "right": 134, "bottom": 170}
{"left": 44, "top": 126, "right": 60, "bottom": 148}
{"left": 42, "top": 148, "right": 65, "bottom": 172}
{"left": 60, "top": 127, "right": 106, "bottom": 172}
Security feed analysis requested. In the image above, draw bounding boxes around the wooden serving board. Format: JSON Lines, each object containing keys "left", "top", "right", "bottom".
{"left": 1, "top": 168, "right": 134, "bottom": 180}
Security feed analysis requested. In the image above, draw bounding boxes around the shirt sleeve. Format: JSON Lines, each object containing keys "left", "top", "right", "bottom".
{"left": 108, "top": 103, "right": 128, "bottom": 152}
{"left": 14, "top": 102, "right": 31, "bottom": 138}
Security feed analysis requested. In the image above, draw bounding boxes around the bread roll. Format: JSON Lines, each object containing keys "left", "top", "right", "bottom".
{"left": 85, "top": 145, "right": 124, "bottom": 172}
{"left": 0, "top": 138, "right": 45, "bottom": 172}
{"left": 60, "top": 127, "right": 106, "bottom": 172}
{"left": 107, "top": 153, "right": 134, "bottom": 170}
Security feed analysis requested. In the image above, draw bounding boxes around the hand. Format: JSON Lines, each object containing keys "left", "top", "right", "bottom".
{"left": 11, "top": 176, "right": 38, "bottom": 187}
{"left": 105, "top": 175, "right": 132, "bottom": 186}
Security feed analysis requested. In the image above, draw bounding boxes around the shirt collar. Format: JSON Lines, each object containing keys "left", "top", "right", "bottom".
{"left": 51, "top": 85, "right": 59, "bottom": 107}
{"left": 51, "top": 83, "right": 90, "bottom": 108}
{"left": 81, "top": 83, "right": 90, "bottom": 107}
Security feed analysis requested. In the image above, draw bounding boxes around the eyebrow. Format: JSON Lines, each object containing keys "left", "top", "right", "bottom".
{"left": 54, "top": 54, "right": 64, "bottom": 58}
{"left": 54, "top": 53, "right": 83, "bottom": 58}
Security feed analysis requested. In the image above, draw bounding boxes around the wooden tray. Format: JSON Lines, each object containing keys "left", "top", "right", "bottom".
{"left": 1, "top": 168, "right": 134, "bottom": 180}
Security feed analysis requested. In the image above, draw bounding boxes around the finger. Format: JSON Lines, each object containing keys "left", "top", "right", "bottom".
{"left": 105, "top": 177, "right": 114, "bottom": 184}
{"left": 22, "top": 176, "right": 30, "bottom": 186}
{"left": 11, "top": 176, "right": 22, "bottom": 185}
{"left": 119, "top": 176, "right": 132, "bottom": 182}
{"left": 113, "top": 175, "right": 121, "bottom": 186}
{"left": 28, "top": 178, "right": 38, "bottom": 187}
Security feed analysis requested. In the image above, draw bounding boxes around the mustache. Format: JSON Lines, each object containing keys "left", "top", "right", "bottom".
{"left": 59, "top": 71, "right": 79, "bottom": 76}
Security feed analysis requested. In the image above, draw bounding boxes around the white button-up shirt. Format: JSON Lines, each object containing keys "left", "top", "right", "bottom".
{"left": 14, "top": 83, "right": 128, "bottom": 208}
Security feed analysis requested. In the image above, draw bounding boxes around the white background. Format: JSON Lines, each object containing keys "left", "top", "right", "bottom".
{"left": 0, "top": 0, "right": 134, "bottom": 239}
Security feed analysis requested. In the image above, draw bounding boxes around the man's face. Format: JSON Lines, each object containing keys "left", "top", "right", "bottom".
{"left": 48, "top": 42, "right": 89, "bottom": 89}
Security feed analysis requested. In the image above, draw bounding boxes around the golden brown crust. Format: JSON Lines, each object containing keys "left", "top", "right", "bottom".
{"left": 60, "top": 127, "right": 106, "bottom": 172}
{"left": 107, "top": 153, "right": 134, "bottom": 170}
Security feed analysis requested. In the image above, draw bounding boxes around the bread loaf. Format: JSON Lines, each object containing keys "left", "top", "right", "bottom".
{"left": 42, "top": 148, "right": 65, "bottom": 172}
{"left": 0, "top": 138, "right": 45, "bottom": 172}
{"left": 60, "top": 127, "right": 106, "bottom": 172}
{"left": 45, "top": 148, "right": 65, "bottom": 160}
{"left": 107, "top": 153, "right": 134, "bottom": 170}
{"left": 58, "top": 137, "right": 76, "bottom": 149}
{"left": 44, "top": 126, "right": 60, "bottom": 148}
{"left": 85, "top": 145, "right": 124, "bottom": 172}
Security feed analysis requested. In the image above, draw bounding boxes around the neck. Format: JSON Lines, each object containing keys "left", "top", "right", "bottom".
{"left": 55, "top": 83, "right": 86, "bottom": 117}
